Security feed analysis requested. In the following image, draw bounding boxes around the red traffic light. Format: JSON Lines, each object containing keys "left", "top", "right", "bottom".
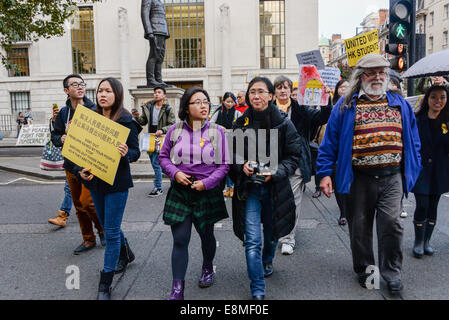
{"left": 389, "top": 56, "right": 407, "bottom": 71}
{"left": 386, "top": 44, "right": 407, "bottom": 55}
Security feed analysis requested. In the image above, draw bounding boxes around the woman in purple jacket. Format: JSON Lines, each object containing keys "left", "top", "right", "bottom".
{"left": 159, "top": 87, "right": 229, "bottom": 300}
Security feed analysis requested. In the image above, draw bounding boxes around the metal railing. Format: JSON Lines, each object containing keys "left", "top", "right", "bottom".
{"left": 0, "top": 114, "right": 14, "bottom": 132}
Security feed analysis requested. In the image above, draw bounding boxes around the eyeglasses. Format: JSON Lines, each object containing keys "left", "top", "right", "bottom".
{"left": 248, "top": 90, "right": 270, "bottom": 96}
{"left": 363, "top": 71, "right": 387, "bottom": 79}
{"left": 189, "top": 100, "right": 211, "bottom": 107}
{"left": 68, "top": 82, "right": 87, "bottom": 88}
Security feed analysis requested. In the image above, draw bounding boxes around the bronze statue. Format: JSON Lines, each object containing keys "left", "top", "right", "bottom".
{"left": 141, "top": 0, "right": 172, "bottom": 88}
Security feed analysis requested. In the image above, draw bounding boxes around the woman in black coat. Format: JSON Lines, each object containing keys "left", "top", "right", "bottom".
{"left": 412, "top": 85, "right": 449, "bottom": 258}
{"left": 230, "top": 77, "right": 301, "bottom": 300}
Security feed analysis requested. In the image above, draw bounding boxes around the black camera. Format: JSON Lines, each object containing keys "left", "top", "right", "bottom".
{"left": 248, "top": 161, "right": 269, "bottom": 185}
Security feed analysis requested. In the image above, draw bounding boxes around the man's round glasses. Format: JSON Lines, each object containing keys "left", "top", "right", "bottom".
{"left": 69, "top": 82, "right": 87, "bottom": 88}
{"left": 189, "top": 100, "right": 211, "bottom": 107}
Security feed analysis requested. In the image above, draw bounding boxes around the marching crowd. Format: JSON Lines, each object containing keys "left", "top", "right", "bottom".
{"left": 45, "top": 53, "right": 449, "bottom": 301}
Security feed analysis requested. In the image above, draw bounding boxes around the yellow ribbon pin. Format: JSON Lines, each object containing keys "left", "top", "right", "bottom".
{"left": 442, "top": 123, "right": 448, "bottom": 134}
{"left": 244, "top": 117, "right": 249, "bottom": 126}
{"left": 200, "top": 138, "right": 205, "bottom": 147}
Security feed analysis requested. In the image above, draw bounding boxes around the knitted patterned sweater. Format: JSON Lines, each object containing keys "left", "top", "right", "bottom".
{"left": 352, "top": 98, "right": 403, "bottom": 175}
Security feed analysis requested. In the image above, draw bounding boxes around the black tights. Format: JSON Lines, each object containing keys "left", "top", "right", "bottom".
{"left": 413, "top": 193, "right": 441, "bottom": 222}
{"left": 171, "top": 215, "right": 216, "bottom": 280}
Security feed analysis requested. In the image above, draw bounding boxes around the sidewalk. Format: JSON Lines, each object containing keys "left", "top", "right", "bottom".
{"left": 0, "top": 137, "right": 155, "bottom": 180}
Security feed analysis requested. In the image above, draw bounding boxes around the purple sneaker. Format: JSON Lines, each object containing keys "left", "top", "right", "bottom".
{"left": 198, "top": 266, "right": 215, "bottom": 288}
{"left": 167, "top": 280, "right": 184, "bottom": 300}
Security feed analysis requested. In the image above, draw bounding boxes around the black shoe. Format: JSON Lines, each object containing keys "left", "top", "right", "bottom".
{"left": 387, "top": 280, "right": 403, "bottom": 295}
{"left": 263, "top": 263, "right": 273, "bottom": 278}
{"left": 115, "top": 239, "right": 135, "bottom": 274}
{"left": 148, "top": 188, "right": 163, "bottom": 198}
{"left": 73, "top": 240, "right": 96, "bottom": 255}
{"left": 99, "top": 233, "right": 106, "bottom": 247}
{"left": 424, "top": 219, "right": 436, "bottom": 256}
{"left": 252, "top": 295, "right": 265, "bottom": 300}
{"left": 358, "top": 273, "right": 369, "bottom": 288}
{"left": 146, "top": 80, "right": 162, "bottom": 88}
{"left": 97, "top": 271, "right": 114, "bottom": 300}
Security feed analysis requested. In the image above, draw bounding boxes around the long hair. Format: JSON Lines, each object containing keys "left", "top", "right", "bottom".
{"left": 178, "top": 86, "right": 211, "bottom": 121}
{"left": 341, "top": 68, "right": 365, "bottom": 111}
{"left": 95, "top": 77, "right": 128, "bottom": 122}
{"left": 221, "top": 92, "right": 236, "bottom": 109}
{"left": 333, "top": 79, "right": 348, "bottom": 105}
{"left": 415, "top": 85, "right": 449, "bottom": 126}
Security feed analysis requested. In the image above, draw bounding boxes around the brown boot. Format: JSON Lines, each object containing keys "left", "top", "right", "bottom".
{"left": 229, "top": 187, "right": 234, "bottom": 198}
{"left": 223, "top": 188, "right": 230, "bottom": 197}
{"left": 48, "top": 210, "right": 69, "bottom": 227}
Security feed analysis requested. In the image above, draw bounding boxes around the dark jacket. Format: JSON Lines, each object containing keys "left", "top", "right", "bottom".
{"left": 77, "top": 111, "right": 142, "bottom": 194}
{"left": 141, "top": 0, "right": 170, "bottom": 38}
{"left": 230, "top": 104, "right": 302, "bottom": 242}
{"left": 135, "top": 102, "right": 176, "bottom": 134}
{"left": 274, "top": 98, "right": 332, "bottom": 183}
{"left": 51, "top": 97, "right": 96, "bottom": 174}
{"left": 412, "top": 113, "right": 449, "bottom": 195}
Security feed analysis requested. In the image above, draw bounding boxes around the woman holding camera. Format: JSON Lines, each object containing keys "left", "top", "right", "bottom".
{"left": 159, "top": 87, "right": 229, "bottom": 300}
{"left": 230, "top": 77, "right": 301, "bottom": 300}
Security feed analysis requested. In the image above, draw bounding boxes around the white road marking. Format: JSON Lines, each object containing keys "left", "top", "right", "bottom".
{"left": 0, "top": 177, "right": 64, "bottom": 185}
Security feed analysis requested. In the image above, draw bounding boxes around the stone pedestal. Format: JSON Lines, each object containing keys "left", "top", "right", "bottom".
{"left": 129, "top": 87, "right": 185, "bottom": 131}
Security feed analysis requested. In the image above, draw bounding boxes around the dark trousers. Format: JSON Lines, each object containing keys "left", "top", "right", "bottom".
{"left": 346, "top": 171, "right": 403, "bottom": 282}
{"left": 413, "top": 193, "right": 442, "bottom": 222}
{"left": 146, "top": 35, "right": 166, "bottom": 82}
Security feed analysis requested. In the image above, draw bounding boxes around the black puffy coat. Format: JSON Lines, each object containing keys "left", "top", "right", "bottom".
{"left": 230, "top": 104, "right": 302, "bottom": 242}
{"left": 412, "top": 113, "right": 449, "bottom": 195}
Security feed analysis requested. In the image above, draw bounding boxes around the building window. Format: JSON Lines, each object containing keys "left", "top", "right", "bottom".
{"left": 162, "top": 0, "right": 205, "bottom": 69}
{"left": 86, "top": 89, "right": 96, "bottom": 102}
{"left": 445, "top": 4, "right": 449, "bottom": 19}
{"left": 429, "top": 36, "right": 434, "bottom": 51}
{"left": 10, "top": 92, "right": 30, "bottom": 114}
{"left": 71, "top": 6, "right": 96, "bottom": 74}
{"left": 260, "top": 0, "right": 285, "bottom": 69}
{"left": 444, "top": 31, "right": 449, "bottom": 47}
{"left": 7, "top": 48, "right": 30, "bottom": 77}
{"left": 430, "top": 12, "right": 434, "bottom": 26}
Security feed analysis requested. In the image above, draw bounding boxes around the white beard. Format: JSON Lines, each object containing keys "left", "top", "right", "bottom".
{"left": 361, "top": 79, "right": 388, "bottom": 96}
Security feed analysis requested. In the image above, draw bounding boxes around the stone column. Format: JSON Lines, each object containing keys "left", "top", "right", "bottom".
{"left": 220, "top": 4, "right": 232, "bottom": 95}
{"left": 118, "top": 7, "right": 132, "bottom": 109}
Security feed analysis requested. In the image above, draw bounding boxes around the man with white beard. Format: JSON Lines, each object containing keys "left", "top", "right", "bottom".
{"left": 316, "top": 54, "right": 422, "bottom": 296}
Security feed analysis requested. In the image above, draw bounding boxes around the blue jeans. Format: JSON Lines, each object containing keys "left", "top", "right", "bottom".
{"left": 90, "top": 190, "right": 128, "bottom": 273}
{"left": 244, "top": 185, "right": 277, "bottom": 296}
{"left": 59, "top": 179, "right": 72, "bottom": 215}
{"left": 225, "top": 175, "right": 234, "bottom": 188}
{"left": 149, "top": 152, "right": 162, "bottom": 189}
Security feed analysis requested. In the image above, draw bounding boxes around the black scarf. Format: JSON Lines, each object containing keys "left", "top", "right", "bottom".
{"left": 216, "top": 106, "right": 236, "bottom": 129}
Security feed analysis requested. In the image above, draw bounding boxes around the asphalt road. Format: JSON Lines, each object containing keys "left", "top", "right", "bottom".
{"left": 1, "top": 169, "right": 449, "bottom": 301}
{"left": 0, "top": 147, "right": 43, "bottom": 157}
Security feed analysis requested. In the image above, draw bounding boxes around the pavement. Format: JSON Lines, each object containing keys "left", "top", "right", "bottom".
{"left": 1, "top": 137, "right": 449, "bottom": 302}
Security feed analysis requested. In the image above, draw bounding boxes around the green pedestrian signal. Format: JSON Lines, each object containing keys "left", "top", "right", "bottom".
{"left": 396, "top": 24, "right": 406, "bottom": 38}
{"left": 389, "top": 0, "right": 413, "bottom": 44}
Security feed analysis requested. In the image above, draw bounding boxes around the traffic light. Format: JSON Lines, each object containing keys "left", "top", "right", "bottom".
{"left": 386, "top": 43, "right": 408, "bottom": 71}
{"left": 389, "top": 0, "right": 413, "bottom": 44}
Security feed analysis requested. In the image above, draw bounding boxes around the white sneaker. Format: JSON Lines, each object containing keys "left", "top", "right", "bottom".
{"left": 281, "top": 243, "right": 294, "bottom": 255}
{"left": 400, "top": 211, "right": 408, "bottom": 218}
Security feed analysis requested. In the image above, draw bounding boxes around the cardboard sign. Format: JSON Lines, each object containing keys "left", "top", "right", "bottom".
{"left": 61, "top": 105, "right": 130, "bottom": 186}
{"left": 296, "top": 50, "right": 325, "bottom": 70}
{"left": 16, "top": 125, "right": 50, "bottom": 146}
{"left": 345, "top": 29, "right": 380, "bottom": 67}
{"left": 319, "top": 67, "right": 341, "bottom": 88}
{"left": 140, "top": 133, "right": 165, "bottom": 153}
{"left": 297, "top": 65, "right": 329, "bottom": 106}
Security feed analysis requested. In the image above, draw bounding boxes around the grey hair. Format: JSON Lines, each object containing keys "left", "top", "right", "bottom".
{"left": 341, "top": 67, "right": 390, "bottom": 112}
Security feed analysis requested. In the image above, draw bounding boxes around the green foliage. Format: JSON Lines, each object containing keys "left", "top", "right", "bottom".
{"left": 0, "top": 0, "right": 101, "bottom": 70}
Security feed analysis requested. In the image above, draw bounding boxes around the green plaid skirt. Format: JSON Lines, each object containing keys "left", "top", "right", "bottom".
{"left": 163, "top": 182, "right": 229, "bottom": 231}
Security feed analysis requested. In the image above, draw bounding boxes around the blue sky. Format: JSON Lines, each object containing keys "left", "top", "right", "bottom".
{"left": 319, "top": 0, "right": 389, "bottom": 39}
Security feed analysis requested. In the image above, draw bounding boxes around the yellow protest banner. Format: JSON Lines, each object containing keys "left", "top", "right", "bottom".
{"left": 345, "top": 29, "right": 380, "bottom": 67}
{"left": 62, "top": 105, "right": 130, "bottom": 186}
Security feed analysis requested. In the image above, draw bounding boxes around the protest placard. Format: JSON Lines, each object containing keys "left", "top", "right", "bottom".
{"left": 319, "top": 67, "right": 341, "bottom": 88}
{"left": 297, "top": 65, "right": 329, "bottom": 106}
{"left": 345, "top": 29, "right": 380, "bottom": 67}
{"left": 296, "top": 50, "right": 325, "bottom": 70}
{"left": 61, "top": 105, "right": 130, "bottom": 186}
{"left": 16, "top": 125, "right": 50, "bottom": 146}
{"left": 140, "top": 133, "right": 165, "bottom": 153}
{"left": 405, "top": 95, "right": 424, "bottom": 111}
